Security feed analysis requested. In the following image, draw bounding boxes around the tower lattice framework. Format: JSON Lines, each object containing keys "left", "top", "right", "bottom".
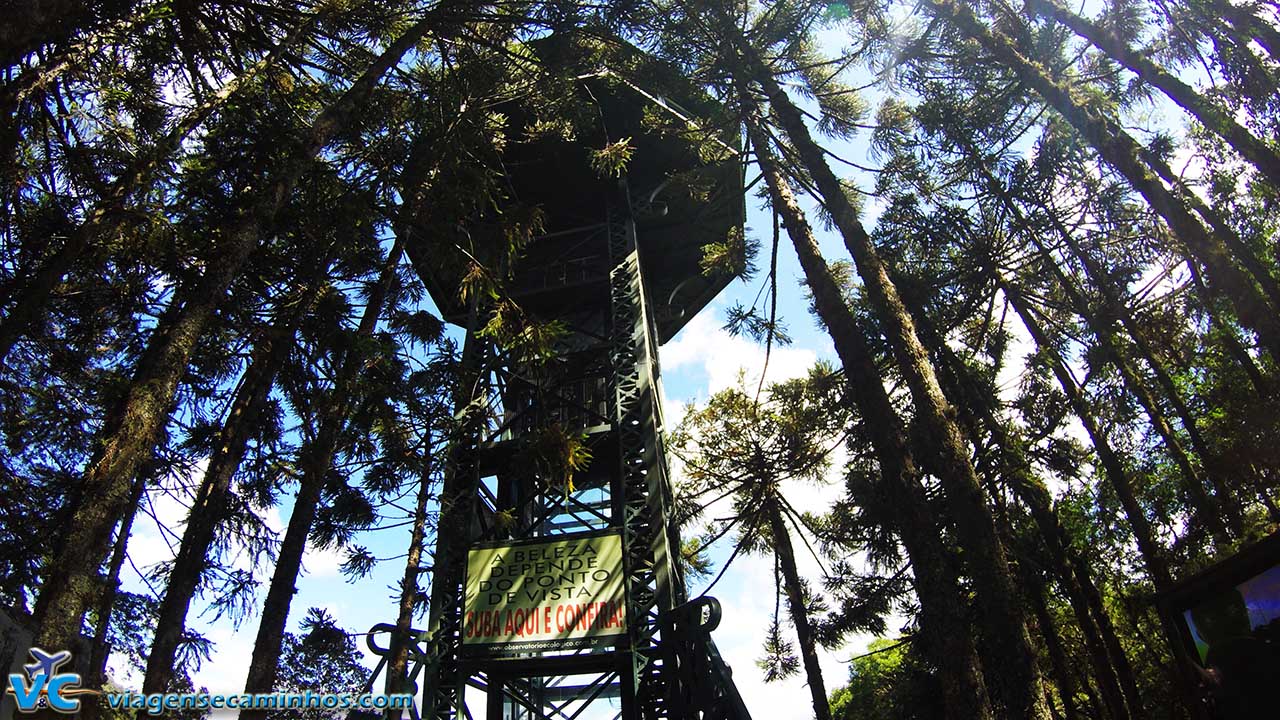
{"left": 358, "top": 43, "right": 752, "bottom": 720}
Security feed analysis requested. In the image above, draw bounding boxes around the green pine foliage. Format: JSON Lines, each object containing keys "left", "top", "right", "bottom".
{"left": 2, "top": 0, "right": 1278, "bottom": 717}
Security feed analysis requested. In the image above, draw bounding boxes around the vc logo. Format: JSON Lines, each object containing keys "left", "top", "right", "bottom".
{"left": 5, "top": 648, "right": 97, "bottom": 714}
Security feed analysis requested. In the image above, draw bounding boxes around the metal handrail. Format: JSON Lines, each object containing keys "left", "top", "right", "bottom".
{"left": 662, "top": 596, "right": 753, "bottom": 720}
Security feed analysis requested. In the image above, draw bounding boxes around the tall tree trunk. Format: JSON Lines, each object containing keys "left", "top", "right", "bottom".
{"left": 1116, "top": 592, "right": 1195, "bottom": 720}
{"left": 1141, "top": 153, "right": 1280, "bottom": 313}
{"left": 142, "top": 279, "right": 323, "bottom": 695}
{"left": 1000, "top": 277, "right": 1213, "bottom": 712}
{"left": 1213, "top": 0, "right": 1280, "bottom": 63}
{"left": 378, "top": 113, "right": 461, "bottom": 712}
{"left": 999, "top": 276, "right": 1173, "bottom": 588}
{"left": 1027, "top": 0, "right": 1280, "bottom": 189}
{"left": 747, "top": 112, "right": 994, "bottom": 720}
{"left": 1027, "top": 196, "right": 1249, "bottom": 526}
{"left": 239, "top": 443, "right": 331, "bottom": 715}
{"left": 1184, "top": 259, "right": 1271, "bottom": 396}
{"left": 0, "top": 14, "right": 318, "bottom": 363}
{"left": 80, "top": 470, "right": 147, "bottom": 720}
{"left": 1243, "top": 461, "right": 1280, "bottom": 523}
{"left": 1181, "top": 258, "right": 1280, "bottom": 518}
{"left": 421, "top": 310, "right": 487, "bottom": 720}
{"left": 1016, "top": 480, "right": 1139, "bottom": 720}
{"left": 910, "top": 303, "right": 1138, "bottom": 720}
{"left": 927, "top": 0, "right": 1280, "bottom": 362}
{"left": 382, "top": 463, "right": 435, "bottom": 716}
{"left": 1078, "top": 680, "right": 1105, "bottom": 720}
{"left": 1072, "top": 553, "right": 1147, "bottom": 718}
{"left": 31, "top": 13, "right": 439, "bottom": 657}
{"left": 981, "top": 168, "right": 1237, "bottom": 543}
{"left": 765, "top": 496, "right": 830, "bottom": 720}
{"left": 748, "top": 58, "right": 1049, "bottom": 720}
{"left": 241, "top": 237, "right": 406, "bottom": 712}
{"left": 1025, "top": 569, "right": 1083, "bottom": 720}
{"left": 1056, "top": 284, "right": 1232, "bottom": 547}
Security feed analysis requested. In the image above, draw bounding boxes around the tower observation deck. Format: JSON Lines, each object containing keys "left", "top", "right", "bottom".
{"left": 360, "top": 36, "right": 752, "bottom": 720}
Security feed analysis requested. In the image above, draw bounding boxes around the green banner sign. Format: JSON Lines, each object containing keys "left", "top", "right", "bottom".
{"left": 463, "top": 532, "right": 626, "bottom": 653}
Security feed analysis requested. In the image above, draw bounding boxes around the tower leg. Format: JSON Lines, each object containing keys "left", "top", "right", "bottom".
{"left": 486, "top": 674, "right": 505, "bottom": 720}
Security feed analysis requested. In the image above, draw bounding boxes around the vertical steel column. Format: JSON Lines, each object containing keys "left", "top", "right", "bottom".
{"left": 485, "top": 674, "right": 506, "bottom": 720}
{"left": 418, "top": 189, "right": 692, "bottom": 720}
{"left": 421, "top": 328, "right": 488, "bottom": 720}
{"left": 606, "top": 190, "right": 683, "bottom": 720}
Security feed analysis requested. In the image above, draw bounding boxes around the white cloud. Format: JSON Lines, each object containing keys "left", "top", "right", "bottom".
{"left": 126, "top": 462, "right": 205, "bottom": 572}
{"left": 301, "top": 541, "right": 345, "bottom": 579}
{"left": 190, "top": 624, "right": 255, "bottom": 693}
{"left": 661, "top": 310, "right": 819, "bottom": 397}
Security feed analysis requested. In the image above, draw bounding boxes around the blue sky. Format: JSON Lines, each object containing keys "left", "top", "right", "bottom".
{"left": 108, "top": 7, "right": 1205, "bottom": 716}
{"left": 110, "top": 19, "right": 903, "bottom": 716}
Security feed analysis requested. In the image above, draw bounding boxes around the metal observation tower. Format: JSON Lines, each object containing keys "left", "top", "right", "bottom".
{"left": 360, "top": 40, "right": 752, "bottom": 720}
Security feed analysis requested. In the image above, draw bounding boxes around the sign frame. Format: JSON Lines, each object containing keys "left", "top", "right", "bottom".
{"left": 461, "top": 528, "right": 628, "bottom": 658}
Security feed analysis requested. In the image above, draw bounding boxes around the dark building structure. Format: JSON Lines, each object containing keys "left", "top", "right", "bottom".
{"left": 1157, "top": 530, "right": 1280, "bottom": 720}
{"left": 360, "top": 39, "right": 753, "bottom": 720}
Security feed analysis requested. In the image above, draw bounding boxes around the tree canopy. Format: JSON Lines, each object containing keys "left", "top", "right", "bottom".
{"left": 2, "top": 1, "right": 1278, "bottom": 719}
